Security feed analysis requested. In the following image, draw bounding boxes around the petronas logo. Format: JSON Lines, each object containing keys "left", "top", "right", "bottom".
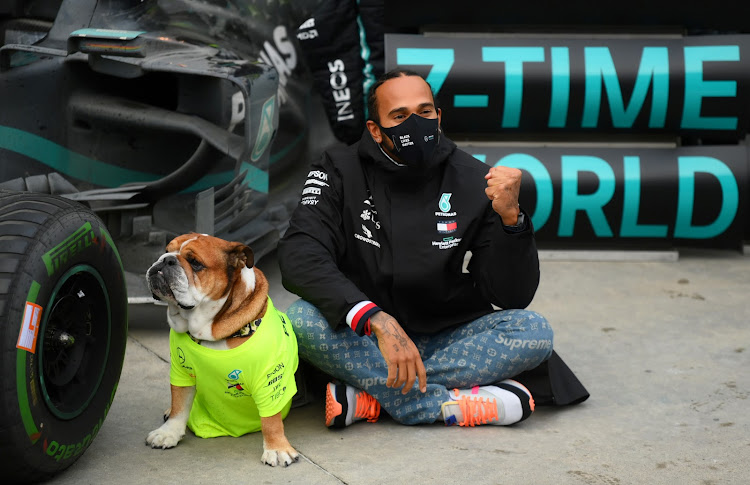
{"left": 439, "top": 193, "right": 452, "bottom": 212}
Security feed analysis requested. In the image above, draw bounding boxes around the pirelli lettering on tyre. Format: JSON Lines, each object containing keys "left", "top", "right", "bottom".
{"left": 41, "top": 222, "right": 97, "bottom": 276}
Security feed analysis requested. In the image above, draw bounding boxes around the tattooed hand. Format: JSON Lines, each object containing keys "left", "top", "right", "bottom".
{"left": 370, "top": 311, "right": 427, "bottom": 394}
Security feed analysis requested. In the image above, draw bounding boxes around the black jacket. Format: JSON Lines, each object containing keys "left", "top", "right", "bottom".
{"left": 278, "top": 129, "right": 540, "bottom": 334}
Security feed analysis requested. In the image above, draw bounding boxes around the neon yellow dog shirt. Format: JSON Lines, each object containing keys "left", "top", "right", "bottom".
{"left": 169, "top": 298, "right": 298, "bottom": 438}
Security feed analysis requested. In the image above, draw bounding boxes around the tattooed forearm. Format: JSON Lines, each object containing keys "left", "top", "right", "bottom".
{"left": 372, "top": 312, "right": 409, "bottom": 349}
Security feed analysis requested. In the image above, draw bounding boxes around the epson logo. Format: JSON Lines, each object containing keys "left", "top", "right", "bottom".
{"left": 328, "top": 59, "right": 355, "bottom": 122}
{"left": 307, "top": 170, "right": 328, "bottom": 180}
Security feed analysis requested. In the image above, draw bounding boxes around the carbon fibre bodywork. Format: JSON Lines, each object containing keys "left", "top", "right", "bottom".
{"left": 0, "top": 0, "right": 334, "bottom": 296}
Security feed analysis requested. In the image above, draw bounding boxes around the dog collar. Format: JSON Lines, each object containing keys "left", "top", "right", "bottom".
{"left": 187, "top": 317, "right": 262, "bottom": 345}
{"left": 229, "top": 318, "right": 262, "bottom": 339}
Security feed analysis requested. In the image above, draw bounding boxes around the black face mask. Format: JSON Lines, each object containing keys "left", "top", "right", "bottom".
{"left": 378, "top": 114, "right": 440, "bottom": 169}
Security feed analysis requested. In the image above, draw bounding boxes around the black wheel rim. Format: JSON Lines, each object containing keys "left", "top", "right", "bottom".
{"left": 39, "top": 265, "right": 111, "bottom": 420}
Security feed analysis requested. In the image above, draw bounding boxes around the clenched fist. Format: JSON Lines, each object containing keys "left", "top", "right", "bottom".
{"left": 484, "top": 166, "right": 522, "bottom": 225}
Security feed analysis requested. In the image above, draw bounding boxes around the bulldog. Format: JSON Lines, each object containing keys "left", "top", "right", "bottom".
{"left": 144, "top": 233, "right": 299, "bottom": 467}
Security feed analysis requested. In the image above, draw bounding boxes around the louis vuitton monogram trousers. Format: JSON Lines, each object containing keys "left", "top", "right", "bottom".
{"left": 287, "top": 299, "right": 554, "bottom": 425}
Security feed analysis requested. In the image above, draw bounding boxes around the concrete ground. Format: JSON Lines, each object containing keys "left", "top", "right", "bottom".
{"left": 46, "top": 247, "right": 749, "bottom": 485}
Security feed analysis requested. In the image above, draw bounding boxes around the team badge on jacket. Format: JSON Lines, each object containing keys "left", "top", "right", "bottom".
{"left": 439, "top": 193, "right": 452, "bottom": 212}
{"left": 434, "top": 192, "right": 461, "bottom": 248}
{"left": 436, "top": 193, "right": 458, "bottom": 233}
{"left": 301, "top": 169, "right": 329, "bottom": 206}
{"left": 354, "top": 196, "right": 381, "bottom": 248}
{"left": 437, "top": 220, "right": 458, "bottom": 233}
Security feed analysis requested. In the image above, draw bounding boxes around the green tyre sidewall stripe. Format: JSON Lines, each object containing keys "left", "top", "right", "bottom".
{"left": 16, "top": 281, "right": 42, "bottom": 443}
{"left": 1, "top": 192, "right": 128, "bottom": 483}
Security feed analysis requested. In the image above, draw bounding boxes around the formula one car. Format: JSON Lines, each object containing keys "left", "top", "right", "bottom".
{"left": 0, "top": 0, "right": 335, "bottom": 481}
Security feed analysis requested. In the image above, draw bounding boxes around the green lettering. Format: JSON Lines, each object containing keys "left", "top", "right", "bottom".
{"left": 46, "top": 440, "right": 59, "bottom": 456}
{"left": 41, "top": 223, "right": 94, "bottom": 276}
{"left": 54, "top": 444, "right": 66, "bottom": 462}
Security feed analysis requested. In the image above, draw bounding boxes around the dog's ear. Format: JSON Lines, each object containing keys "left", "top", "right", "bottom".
{"left": 242, "top": 245, "right": 255, "bottom": 268}
{"left": 227, "top": 243, "right": 254, "bottom": 269}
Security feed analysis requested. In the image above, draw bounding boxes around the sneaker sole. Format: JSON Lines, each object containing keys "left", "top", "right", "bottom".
{"left": 325, "top": 383, "right": 348, "bottom": 428}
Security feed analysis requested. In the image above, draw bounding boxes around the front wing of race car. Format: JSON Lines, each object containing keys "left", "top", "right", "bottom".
{"left": 0, "top": 3, "right": 289, "bottom": 301}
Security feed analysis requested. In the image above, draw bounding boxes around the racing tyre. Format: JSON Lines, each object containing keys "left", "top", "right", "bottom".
{"left": 0, "top": 191, "right": 128, "bottom": 483}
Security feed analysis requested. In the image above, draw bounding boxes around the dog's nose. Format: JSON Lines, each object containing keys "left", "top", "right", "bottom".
{"left": 147, "top": 254, "right": 178, "bottom": 277}
{"left": 147, "top": 261, "right": 163, "bottom": 277}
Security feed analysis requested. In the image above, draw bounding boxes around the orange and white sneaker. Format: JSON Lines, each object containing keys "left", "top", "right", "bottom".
{"left": 325, "top": 382, "right": 381, "bottom": 428}
{"left": 440, "top": 379, "right": 535, "bottom": 427}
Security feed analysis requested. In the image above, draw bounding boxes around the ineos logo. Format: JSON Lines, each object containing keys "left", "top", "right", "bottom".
{"left": 328, "top": 59, "right": 354, "bottom": 122}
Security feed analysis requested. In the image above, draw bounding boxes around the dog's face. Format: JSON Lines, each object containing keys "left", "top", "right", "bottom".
{"left": 146, "top": 233, "right": 255, "bottom": 339}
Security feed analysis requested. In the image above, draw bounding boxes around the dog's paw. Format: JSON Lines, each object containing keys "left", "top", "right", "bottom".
{"left": 261, "top": 447, "right": 300, "bottom": 467}
{"left": 145, "top": 425, "right": 184, "bottom": 449}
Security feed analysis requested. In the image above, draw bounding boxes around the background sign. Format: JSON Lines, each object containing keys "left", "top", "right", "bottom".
{"left": 461, "top": 145, "right": 748, "bottom": 248}
{"left": 386, "top": 34, "right": 750, "bottom": 139}
{"left": 387, "top": 34, "right": 750, "bottom": 248}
